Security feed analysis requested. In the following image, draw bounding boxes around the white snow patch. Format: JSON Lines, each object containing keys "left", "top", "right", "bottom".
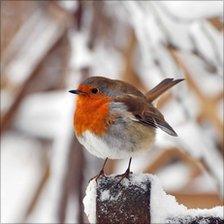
{"left": 157, "top": 162, "right": 191, "bottom": 192}
{"left": 1, "top": 132, "right": 43, "bottom": 223}
{"left": 186, "top": 206, "right": 224, "bottom": 219}
{"left": 83, "top": 180, "right": 96, "bottom": 224}
{"left": 100, "top": 189, "right": 122, "bottom": 202}
{"left": 100, "top": 190, "right": 110, "bottom": 201}
{"left": 58, "top": 0, "right": 77, "bottom": 12}
{"left": 15, "top": 91, "right": 74, "bottom": 139}
{"left": 160, "top": 1, "right": 223, "bottom": 19}
{"left": 150, "top": 175, "right": 187, "bottom": 223}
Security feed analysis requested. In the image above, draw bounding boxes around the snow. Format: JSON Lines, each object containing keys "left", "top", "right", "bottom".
{"left": 1, "top": 132, "right": 43, "bottom": 223}
{"left": 83, "top": 180, "right": 97, "bottom": 224}
{"left": 58, "top": 0, "right": 77, "bottom": 13}
{"left": 91, "top": 46, "right": 123, "bottom": 78}
{"left": 150, "top": 174, "right": 223, "bottom": 222}
{"left": 203, "top": 21, "right": 223, "bottom": 68}
{"left": 177, "top": 122, "right": 224, "bottom": 195}
{"left": 83, "top": 174, "right": 223, "bottom": 223}
{"left": 168, "top": 206, "right": 223, "bottom": 223}
{"left": 186, "top": 206, "right": 223, "bottom": 219}
{"left": 150, "top": 174, "right": 187, "bottom": 223}
{"left": 100, "top": 190, "right": 110, "bottom": 201}
{"left": 15, "top": 91, "right": 73, "bottom": 139}
{"left": 100, "top": 189, "right": 122, "bottom": 202}
{"left": 160, "top": 1, "right": 223, "bottom": 20}
{"left": 157, "top": 162, "right": 191, "bottom": 192}
{"left": 122, "top": 173, "right": 151, "bottom": 191}
{"left": 5, "top": 10, "right": 65, "bottom": 86}
{"left": 69, "top": 32, "right": 92, "bottom": 70}
{"left": 180, "top": 52, "right": 223, "bottom": 96}
{"left": 150, "top": 1, "right": 194, "bottom": 51}
{"left": 190, "top": 21, "right": 221, "bottom": 68}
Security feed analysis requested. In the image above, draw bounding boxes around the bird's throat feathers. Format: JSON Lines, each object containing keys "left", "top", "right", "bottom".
{"left": 74, "top": 94, "right": 111, "bottom": 136}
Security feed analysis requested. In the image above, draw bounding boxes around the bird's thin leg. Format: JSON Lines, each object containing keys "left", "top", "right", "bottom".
{"left": 116, "top": 157, "right": 133, "bottom": 181}
{"left": 90, "top": 158, "right": 108, "bottom": 183}
{"left": 98, "top": 157, "right": 108, "bottom": 176}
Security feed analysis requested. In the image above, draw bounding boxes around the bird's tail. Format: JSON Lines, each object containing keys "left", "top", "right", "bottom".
{"left": 145, "top": 78, "right": 184, "bottom": 102}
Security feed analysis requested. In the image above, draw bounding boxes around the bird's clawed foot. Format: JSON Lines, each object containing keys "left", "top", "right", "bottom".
{"left": 89, "top": 158, "right": 108, "bottom": 183}
{"left": 116, "top": 168, "right": 133, "bottom": 182}
{"left": 89, "top": 169, "right": 105, "bottom": 183}
{"left": 115, "top": 157, "right": 133, "bottom": 184}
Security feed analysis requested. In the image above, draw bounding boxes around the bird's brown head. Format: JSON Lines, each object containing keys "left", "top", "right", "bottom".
{"left": 69, "top": 77, "right": 110, "bottom": 99}
{"left": 69, "top": 76, "right": 145, "bottom": 98}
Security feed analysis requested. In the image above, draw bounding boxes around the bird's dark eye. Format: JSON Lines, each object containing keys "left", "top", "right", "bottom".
{"left": 91, "top": 88, "right": 99, "bottom": 94}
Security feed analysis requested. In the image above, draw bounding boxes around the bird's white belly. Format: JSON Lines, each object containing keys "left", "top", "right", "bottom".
{"left": 77, "top": 131, "right": 144, "bottom": 159}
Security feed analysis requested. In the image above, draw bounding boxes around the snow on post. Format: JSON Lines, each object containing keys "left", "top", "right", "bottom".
{"left": 83, "top": 173, "right": 223, "bottom": 224}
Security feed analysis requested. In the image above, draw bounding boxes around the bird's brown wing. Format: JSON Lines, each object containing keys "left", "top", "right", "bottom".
{"left": 113, "top": 95, "right": 177, "bottom": 136}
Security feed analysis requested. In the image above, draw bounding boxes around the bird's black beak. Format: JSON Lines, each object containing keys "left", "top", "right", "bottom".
{"left": 69, "top": 90, "right": 78, "bottom": 94}
{"left": 69, "top": 89, "right": 85, "bottom": 95}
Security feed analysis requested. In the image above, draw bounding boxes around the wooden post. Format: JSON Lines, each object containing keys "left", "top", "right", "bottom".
{"left": 96, "top": 176, "right": 151, "bottom": 224}
{"left": 83, "top": 174, "right": 223, "bottom": 224}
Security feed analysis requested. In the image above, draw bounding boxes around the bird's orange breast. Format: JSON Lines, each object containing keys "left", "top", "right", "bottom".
{"left": 74, "top": 95, "right": 111, "bottom": 136}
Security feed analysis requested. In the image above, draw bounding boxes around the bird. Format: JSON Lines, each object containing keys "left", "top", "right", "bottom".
{"left": 69, "top": 76, "right": 184, "bottom": 181}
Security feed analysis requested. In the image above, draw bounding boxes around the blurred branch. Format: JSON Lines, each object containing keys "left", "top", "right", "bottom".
{"left": 121, "top": 30, "right": 147, "bottom": 92}
{"left": 172, "top": 192, "right": 224, "bottom": 209}
{"left": 1, "top": 4, "right": 69, "bottom": 134}
{"left": 208, "top": 17, "right": 224, "bottom": 32}
{"left": 144, "top": 147, "right": 203, "bottom": 174}
{"left": 200, "top": 22, "right": 223, "bottom": 67}
{"left": 168, "top": 48, "right": 223, "bottom": 144}
{"left": 155, "top": 2, "right": 222, "bottom": 23}
{"left": 58, "top": 136, "right": 85, "bottom": 224}
{"left": 168, "top": 47, "right": 224, "bottom": 196}
{"left": 189, "top": 34, "right": 217, "bottom": 73}
{"left": 24, "top": 155, "right": 50, "bottom": 221}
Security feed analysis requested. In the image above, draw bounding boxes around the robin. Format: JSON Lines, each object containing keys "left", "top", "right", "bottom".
{"left": 69, "top": 76, "right": 183, "bottom": 181}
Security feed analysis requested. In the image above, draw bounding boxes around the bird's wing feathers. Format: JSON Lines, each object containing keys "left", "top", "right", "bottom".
{"left": 113, "top": 95, "right": 177, "bottom": 136}
{"left": 145, "top": 78, "right": 184, "bottom": 102}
